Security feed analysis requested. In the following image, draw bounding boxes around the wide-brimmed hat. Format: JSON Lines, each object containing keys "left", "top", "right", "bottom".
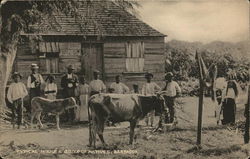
{"left": 93, "top": 69, "right": 100, "bottom": 74}
{"left": 67, "top": 65, "right": 75, "bottom": 70}
{"left": 12, "top": 72, "right": 22, "bottom": 79}
{"left": 31, "top": 63, "right": 39, "bottom": 69}
{"left": 165, "top": 72, "right": 173, "bottom": 79}
{"left": 145, "top": 72, "right": 153, "bottom": 78}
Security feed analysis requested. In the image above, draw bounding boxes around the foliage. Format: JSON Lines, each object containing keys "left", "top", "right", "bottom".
{"left": 165, "top": 44, "right": 249, "bottom": 83}
{"left": 165, "top": 48, "right": 195, "bottom": 80}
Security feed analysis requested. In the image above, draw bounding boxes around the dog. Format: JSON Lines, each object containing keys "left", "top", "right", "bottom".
{"left": 31, "top": 97, "right": 78, "bottom": 130}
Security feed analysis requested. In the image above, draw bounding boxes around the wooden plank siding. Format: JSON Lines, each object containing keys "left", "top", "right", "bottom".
{"left": 103, "top": 37, "right": 165, "bottom": 84}
{"left": 15, "top": 41, "right": 82, "bottom": 86}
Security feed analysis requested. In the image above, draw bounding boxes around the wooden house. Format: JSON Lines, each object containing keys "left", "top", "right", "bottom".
{"left": 14, "top": 1, "right": 166, "bottom": 92}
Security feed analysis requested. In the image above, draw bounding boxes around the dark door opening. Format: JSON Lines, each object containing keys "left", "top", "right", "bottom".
{"left": 81, "top": 43, "right": 103, "bottom": 82}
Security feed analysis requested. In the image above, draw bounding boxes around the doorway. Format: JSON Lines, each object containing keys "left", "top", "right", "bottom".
{"left": 81, "top": 43, "right": 104, "bottom": 82}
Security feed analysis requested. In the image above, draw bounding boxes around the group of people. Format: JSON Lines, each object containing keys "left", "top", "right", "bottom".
{"left": 7, "top": 63, "right": 182, "bottom": 129}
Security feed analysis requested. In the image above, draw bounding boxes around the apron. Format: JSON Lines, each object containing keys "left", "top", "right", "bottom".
{"left": 75, "top": 94, "right": 89, "bottom": 121}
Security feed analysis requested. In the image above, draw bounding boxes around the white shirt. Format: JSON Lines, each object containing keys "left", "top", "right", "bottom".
{"left": 27, "top": 73, "right": 44, "bottom": 88}
{"left": 75, "top": 84, "right": 90, "bottom": 96}
{"left": 142, "top": 82, "right": 161, "bottom": 96}
{"left": 44, "top": 83, "right": 57, "bottom": 95}
{"left": 7, "top": 82, "right": 28, "bottom": 103}
{"left": 110, "top": 82, "right": 129, "bottom": 94}
{"left": 163, "top": 81, "right": 181, "bottom": 97}
{"left": 224, "top": 88, "right": 236, "bottom": 99}
{"left": 89, "top": 79, "right": 106, "bottom": 92}
{"left": 67, "top": 73, "right": 73, "bottom": 79}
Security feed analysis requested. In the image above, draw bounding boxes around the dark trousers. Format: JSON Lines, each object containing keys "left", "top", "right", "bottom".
{"left": 64, "top": 88, "right": 76, "bottom": 122}
{"left": 11, "top": 98, "right": 23, "bottom": 127}
{"left": 222, "top": 98, "right": 236, "bottom": 125}
{"left": 164, "top": 96, "right": 176, "bottom": 123}
{"left": 29, "top": 88, "right": 41, "bottom": 112}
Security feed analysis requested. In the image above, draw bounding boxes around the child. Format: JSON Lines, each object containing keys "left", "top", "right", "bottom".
{"left": 75, "top": 75, "right": 90, "bottom": 122}
{"left": 131, "top": 84, "right": 140, "bottom": 94}
{"left": 7, "top": 72, "right": 28, "bottom": 129}
{"left": 142, "top": 72, "right": 161, "bottom": 127}
{"left": 44, "top": 75, "right": 57, "bottom": 100}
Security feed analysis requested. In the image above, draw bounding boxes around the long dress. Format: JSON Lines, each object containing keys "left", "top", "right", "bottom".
{"left": 75, "top": 84, "right": 89, "bottom": 122}
{"left": 221, "top": 88, "right": 237, "bottom": 125}
{"left": 44, "top": 82, "right": 57, "bottom": 100}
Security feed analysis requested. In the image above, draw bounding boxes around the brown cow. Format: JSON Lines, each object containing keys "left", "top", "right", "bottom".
{"left": 31, "top": 97, "right": 78, "bottom": 130}
{"left": 88, "top": 93, "right": 165, "bottom": 148}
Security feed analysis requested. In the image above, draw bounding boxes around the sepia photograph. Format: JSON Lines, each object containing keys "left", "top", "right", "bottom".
{"left": 0, "top": 0, "right": 249, "bottom": 158}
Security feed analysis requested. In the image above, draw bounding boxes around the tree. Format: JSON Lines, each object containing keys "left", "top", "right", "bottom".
{"left": 0, "top": 0, "right": 139, "bottom": 117}
{"left": 165, "top": 48, "right": 195, "bottom": 80}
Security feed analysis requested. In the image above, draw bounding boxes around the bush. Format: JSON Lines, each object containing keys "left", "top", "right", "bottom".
{"left": 178, "top": 78, "right": 199, "bottom": 96}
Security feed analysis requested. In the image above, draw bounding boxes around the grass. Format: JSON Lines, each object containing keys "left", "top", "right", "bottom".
{"left": 0, "top": 97, "right": 249, "bottom": 159}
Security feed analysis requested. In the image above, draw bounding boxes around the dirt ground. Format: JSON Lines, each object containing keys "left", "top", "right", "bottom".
{"left": 0, "top": 94, "right": 249, "bottom": 159}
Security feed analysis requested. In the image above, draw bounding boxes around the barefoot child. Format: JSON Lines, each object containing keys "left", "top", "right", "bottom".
{"left": 7, "top": 72, "right": 28, "bottom": 129}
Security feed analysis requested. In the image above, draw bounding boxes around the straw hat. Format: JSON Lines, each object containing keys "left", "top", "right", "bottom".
{"left": 31, "top": 63, "right": 39, "bottom": 69}
{"left": 165, "top": 72, "right": 173, "bottom": 79}
{"left": 93, "top": 69, "right": 100, "bottom": 74}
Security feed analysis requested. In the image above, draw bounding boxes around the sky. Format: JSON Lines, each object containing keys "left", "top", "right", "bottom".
{"left": 137, "top": 0, "right": 249, "bottom": 43}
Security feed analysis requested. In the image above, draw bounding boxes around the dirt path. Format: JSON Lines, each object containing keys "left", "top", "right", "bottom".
{"left": 0, "top": 97, "right": 249, "bottom": 159}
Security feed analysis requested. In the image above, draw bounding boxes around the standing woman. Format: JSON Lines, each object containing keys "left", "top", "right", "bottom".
{"left": 221, "top": 80, "right": 238, "bottom": 125}
{"left": 44, "top": 75, "right": 57, "bottom": 100}
{"left": 75, "top": 75, "right": 90, "bottom": 122}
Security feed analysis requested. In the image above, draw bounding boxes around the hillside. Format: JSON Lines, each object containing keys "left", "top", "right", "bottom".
{"left": 165, "top": 40, "right": 250, "bottom": 60}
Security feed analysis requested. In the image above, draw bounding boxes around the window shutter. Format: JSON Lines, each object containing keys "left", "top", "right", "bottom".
{"left": 125, "top": 42, "right": 145, "bottom": 72}
{"left": 38, "top": 42, "right": 60, "bottom": 73}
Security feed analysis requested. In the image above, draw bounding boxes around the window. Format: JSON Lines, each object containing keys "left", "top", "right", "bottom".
{"left": 38, "top": 42, "right": 60, "bottom": 73}
{"left": 125, "top": 42, "right": 144, "bottom": 72}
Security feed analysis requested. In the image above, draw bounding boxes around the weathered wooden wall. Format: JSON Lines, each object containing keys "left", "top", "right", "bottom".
{"left": 103, "top": 36, "right": 165, "bottom": 89}
{"left": 15, "top": 39, "right": 82, "bottom": 88}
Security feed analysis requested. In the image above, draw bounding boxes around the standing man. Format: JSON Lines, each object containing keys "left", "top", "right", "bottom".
{"left": 61, "top": 65, "right": 79, "bottom": 122}
{"left": 89, "top": 70, "right": 106, "bottom": 96}
{"left": 27, "top": 63, "right": 44, "bottom": 112}
{"left": 142, "top": 72, "right": 161, "bottom": 127}
{"left": 7, "top": 72, "right": 28, "bottom": 129}
{"left": 110, "top": 75, "right": 129, "bottom": 94}
{"left": 162, "top": 72, "right": 181, "bottom": 123}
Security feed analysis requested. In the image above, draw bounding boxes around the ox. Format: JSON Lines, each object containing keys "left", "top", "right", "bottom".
{"left": 31, "top": 97, "right": 78, "bottom": 130}
{"left": 88, "top": 93, "right": 165, "bottom": 148}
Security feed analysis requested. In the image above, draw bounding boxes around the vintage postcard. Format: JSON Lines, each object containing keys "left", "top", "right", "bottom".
{"left": 0, "top": 0, "right": 249, "bottom": 158}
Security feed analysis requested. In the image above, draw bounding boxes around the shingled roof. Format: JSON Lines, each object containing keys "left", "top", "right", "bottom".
{"left": 28, "top": 1, "right": 165, "bottom": 37}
